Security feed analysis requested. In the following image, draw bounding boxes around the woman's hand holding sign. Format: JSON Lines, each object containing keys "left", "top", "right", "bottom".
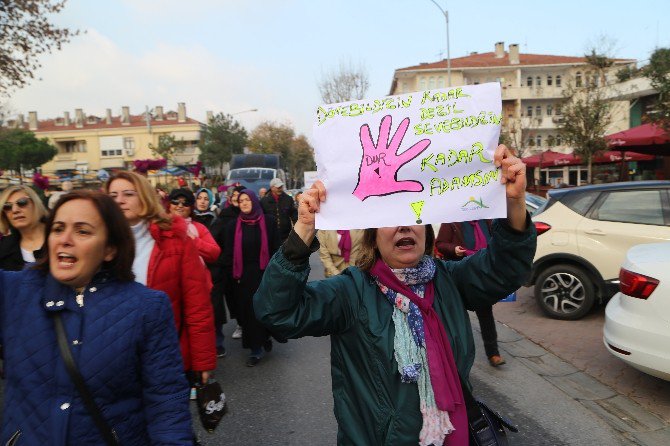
{"left": 494, "top": 144, "right": 527, "bottom": 231}
{"left": 295, "top": 180, "right": 326, "bottom": 247}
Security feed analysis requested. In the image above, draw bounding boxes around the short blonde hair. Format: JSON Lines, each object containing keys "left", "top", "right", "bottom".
{"left": 104, "top": 171, "right": 172, "bottom": 229}
{"left": 0, "top": 185, "right": 49, "bottom": 235}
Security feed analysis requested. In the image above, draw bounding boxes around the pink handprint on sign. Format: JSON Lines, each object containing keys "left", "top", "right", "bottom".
{"left": 353, "top": 115, "right": 431, "bottom": 201}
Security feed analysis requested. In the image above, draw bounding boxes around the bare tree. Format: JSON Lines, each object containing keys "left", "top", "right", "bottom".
{"left": 317, "top": 59, "right": 369, "bottom": 104}
{"left": 0, "top": 0, "right": 81, "bottom": 94}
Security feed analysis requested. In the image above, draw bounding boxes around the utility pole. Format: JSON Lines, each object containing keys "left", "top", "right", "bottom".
{"left": 428, "top": 0, "right": 451, "bottom": 87}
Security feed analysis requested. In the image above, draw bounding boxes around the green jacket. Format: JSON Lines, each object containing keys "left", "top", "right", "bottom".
{"left": 254, "top": 219, "right": 536, "bottom": 445}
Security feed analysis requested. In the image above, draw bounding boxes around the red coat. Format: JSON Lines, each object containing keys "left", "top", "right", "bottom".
{"left": 147, "top": 216, "right": 216, "bottom": 372}
{"left": 190, "top": 220, "right": 220, "bottom": 264}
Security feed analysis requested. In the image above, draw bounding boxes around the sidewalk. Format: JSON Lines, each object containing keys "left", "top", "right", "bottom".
{"left": 486, "top": 288, "right": 670, "bottom": 445}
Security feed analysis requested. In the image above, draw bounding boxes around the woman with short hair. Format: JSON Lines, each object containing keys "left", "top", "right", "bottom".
{"left": 254, "top": 145, "right": 536, "bottom": 444}
{"left": 0, "top": 185, "right": 49, "bottom": 270}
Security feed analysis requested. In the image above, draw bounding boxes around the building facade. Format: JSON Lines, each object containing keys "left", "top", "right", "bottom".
{"left": 389, "top": 42, "right": 637, "bottom": 185}
{"left": 9, "top": 103, "right": 202, "bottom": 177}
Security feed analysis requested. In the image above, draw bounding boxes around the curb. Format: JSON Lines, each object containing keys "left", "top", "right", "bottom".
{"left": 481, "top": 318, "right": 670, "bottom": 446}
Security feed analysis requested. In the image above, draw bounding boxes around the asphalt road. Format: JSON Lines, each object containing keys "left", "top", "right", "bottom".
{"left": 193, "top": 253, "right": 629, "bottom": 445}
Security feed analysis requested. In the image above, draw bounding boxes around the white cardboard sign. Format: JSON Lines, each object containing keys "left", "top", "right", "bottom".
{"left": 312, "top": 82, "right": 505, "bottom": 230}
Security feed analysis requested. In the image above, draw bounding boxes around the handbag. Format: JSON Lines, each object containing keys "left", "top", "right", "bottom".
{"left": 459, "top": 376, "right": 518, "bottom": 446}
{"left": 51, "top": 312, "right": 120, "bottom": 446}
{"left": 195, "top": 379, "right": 227, "bottom": 432}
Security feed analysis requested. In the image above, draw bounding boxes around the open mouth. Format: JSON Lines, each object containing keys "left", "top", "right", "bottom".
{"left": 57, "top": 253, "right": 77, "bottom": 267}
{"left": 395, "top": 237, "right": 416, "bottom": 249}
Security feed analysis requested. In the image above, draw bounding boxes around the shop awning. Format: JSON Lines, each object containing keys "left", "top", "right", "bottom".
{"left": 522, "top": 149, "right": 655, "bottom": 167}
{"left": 605, "top": 123, "right": 670, "bottom": 155}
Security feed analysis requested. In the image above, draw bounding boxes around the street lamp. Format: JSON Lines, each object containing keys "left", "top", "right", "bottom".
{"left": 232, "top": 108, "right": 258, "bottom": 115}
{"left": 428, "top": 0, "right": 451, "bottom": 87}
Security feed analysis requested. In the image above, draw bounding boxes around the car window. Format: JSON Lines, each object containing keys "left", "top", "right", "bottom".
{"left": 562, "top": 191, "right": 599, "bottom": 216}
{"left": 592, "top": 190, "right": 665, "bottom": 225}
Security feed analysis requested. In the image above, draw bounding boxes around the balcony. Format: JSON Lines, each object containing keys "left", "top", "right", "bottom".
{"left": 519, "top": 116, "right": 560, "bottom": 130}
{"left": 502, "top": 85, "right": 565, "bottom": 100}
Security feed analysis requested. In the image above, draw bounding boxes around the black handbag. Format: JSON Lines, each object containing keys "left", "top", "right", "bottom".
{"left": 195, "top": 379, "right": 227, "bottom": 432}
{"left": 51, "top": 312, "right": 120, "bottom": 446}
{"left": 460, "top": 377, "right": 518, "bottom": 446}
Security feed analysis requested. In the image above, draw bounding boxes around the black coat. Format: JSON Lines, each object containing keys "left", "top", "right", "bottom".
{"left": 222, "top": 215, "right": 278, "bottom": 350}
{"left": 0, "top": 231, "right": 46, "bottom": 271}
{"left": 260, "top": 192, "right": 297, "bottom": 244}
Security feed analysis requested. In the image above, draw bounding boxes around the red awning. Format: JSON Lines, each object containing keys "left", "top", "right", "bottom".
{"left": 606, "top": 123, "right": 670, "bottom": 155}
{"left": 522, "top": 149, "right": 654, "bottom": 167}
{"left": 521, "top": 150, "right": 580, "bottom": 168}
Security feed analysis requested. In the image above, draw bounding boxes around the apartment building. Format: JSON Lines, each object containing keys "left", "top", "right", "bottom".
{"left": 10, "top": 103, "right": 202, "bottom": 177}
{"left": 389, "top": 42, "right": 636, "bottom": 160}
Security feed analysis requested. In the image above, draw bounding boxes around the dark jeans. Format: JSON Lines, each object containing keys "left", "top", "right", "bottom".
{"left": 475, "top": 305, "right": 499, "bottom": 358}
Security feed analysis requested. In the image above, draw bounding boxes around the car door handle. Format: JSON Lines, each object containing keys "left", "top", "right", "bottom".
{"left": 584, "top": 229, "right": 606, "bottom": 235}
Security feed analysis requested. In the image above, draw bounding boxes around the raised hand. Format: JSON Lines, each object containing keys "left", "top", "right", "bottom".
{"left": 294, "top": 180, "right": 326, "bottom": 247}
{"left": 493, "top": 144, "right": 528, "bottom": 231}
{"left": 352, "top": 115, "right": 431, "bottom": 201}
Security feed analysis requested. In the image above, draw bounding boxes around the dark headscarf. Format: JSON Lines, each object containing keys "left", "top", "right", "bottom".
{"left": 232, "top": 190, "right": 269, "bottom": 279}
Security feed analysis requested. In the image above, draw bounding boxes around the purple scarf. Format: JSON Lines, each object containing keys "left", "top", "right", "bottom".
{"left": 464, "top": 220, "right": 489, "bottom": 257}
{"left": 336, "top": 230, "right": 352, "bottom": 263}
{"left": 233, "top": 190, "right": 269, "bottom": 280}
{"left": 370, "top": 258, "right": 468, "bottom": 445}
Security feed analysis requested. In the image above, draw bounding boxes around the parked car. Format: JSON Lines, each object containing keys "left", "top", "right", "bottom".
{"left": 529, "top": 181, "right": 670, "bottom": 320}
{"left": 604, "top": 242, "right": 670, "bottom": 381}
{"left": 525, "top": 192, "right": 547, "bottom": 215}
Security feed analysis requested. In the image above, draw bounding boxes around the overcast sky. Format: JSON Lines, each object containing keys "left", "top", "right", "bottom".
{"left": 6, "top": 0, "right": 670, "bottom": 139}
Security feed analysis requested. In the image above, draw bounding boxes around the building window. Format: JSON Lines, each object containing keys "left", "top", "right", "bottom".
{"left": 536, "top": 135, "right": 542, "bottom": 147}
{"left": 547, "top": 135, "right": 555, "bottom": 146}
{"left": 575, "top": 72, "right": 582, "bottom": 87}
{"left": 547, "top": 104, "right": 553, "bottom": 116}
{"left": 429, "top": 76, "right": 435, "bottom": 89}
{"left": 526, "top": 106, "right": 533, "bottom": 117}
{"left": 547, "top": 75, "right": 553, "bottom": 86}
{"left": 419, "top": 78, "right": 426, "bottom": 90}
{"left": 536, "top": 105, "right": 542, "bottom": 117}
{"left": 555, "top": 104, "right": 562, "bottom": 115}
{"left": 536, "top": 76, "right": 541, "bottom": 86}
{"left": 556, "top": 75, "right": 562, "bottom": 87}
{"left": 123, "top": 138, "right": 135, "bottom": 150}
{"left": 437, "top": 77, "right": 444, "bottom": 88}
{"left": 527, "top": 76, "right": 533, "bottom": 87}
{"left": 101, "top": 149, "right": 123, "bottom": 157}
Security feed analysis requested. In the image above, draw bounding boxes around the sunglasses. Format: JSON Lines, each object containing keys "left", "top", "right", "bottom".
{"left": 3, "top": 197, "right": 32, "bottom": 212}
{"left": 170, "top": 199, "right": 190, "bottom": 207}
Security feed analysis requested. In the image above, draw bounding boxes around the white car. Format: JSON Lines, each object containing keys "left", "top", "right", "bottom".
{"left": 604, "top": 242, "right": 670, "bottom": 381}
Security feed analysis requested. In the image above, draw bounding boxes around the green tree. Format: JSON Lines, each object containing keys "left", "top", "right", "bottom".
{"left": 247, "top": 121, "right": 295, "bottom": 162}
{"left": 0, "top": 128, "right": 57, "bottom": 180}
{"left": 644, "top": 47, "right": 670, "bottom": 130}
{"left": 199, "top": 113, "right": 248, "bottom": 173}
{"left": 558, "top": 58, "right": 612, "bottom": 184}
{"left": 148, "top": 134, "right": 185, "bottom": 163}
{"left": 286, "top": 135, "right": 316, "bottom": 189}
{"left": 1, "top": 0, "right": 81, "bottom": 94}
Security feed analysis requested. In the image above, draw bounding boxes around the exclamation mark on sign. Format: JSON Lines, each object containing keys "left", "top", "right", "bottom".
{"left": 410, "top": 200, "right": 425, "bottom": 224}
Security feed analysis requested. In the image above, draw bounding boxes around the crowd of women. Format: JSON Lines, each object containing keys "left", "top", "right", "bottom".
{"left": 0, "top": 144, "right": 536, "bottom": 445}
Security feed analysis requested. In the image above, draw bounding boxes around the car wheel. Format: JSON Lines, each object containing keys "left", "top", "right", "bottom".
{"left": 534, "top": 264, "right": 595, "bottom": 320}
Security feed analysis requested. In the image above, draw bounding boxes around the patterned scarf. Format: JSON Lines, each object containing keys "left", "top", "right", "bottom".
{"left": 371, "top": 256, "right": 468, "bottom": 446}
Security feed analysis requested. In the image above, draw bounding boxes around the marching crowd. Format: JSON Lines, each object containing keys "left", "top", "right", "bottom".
{"left": 0, "top": 144, "right": 536, "bottom": 445}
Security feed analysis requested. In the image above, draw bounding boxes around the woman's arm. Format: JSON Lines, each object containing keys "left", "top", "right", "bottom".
{"left": 435, "top": 223, "right": 463, "bottom": 260}
{"left": 140, "top": 290, "right": 193, "bottom": 444}
{"left": 180, "top": 236, "right": 216, "bottom": 378}
{"left": 192, "top": 222, "right": 221, "bottom": 264}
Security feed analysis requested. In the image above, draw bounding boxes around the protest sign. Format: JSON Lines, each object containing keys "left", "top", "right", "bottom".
{"left": 312, "top": 82, "right": 506, "bottom": 230}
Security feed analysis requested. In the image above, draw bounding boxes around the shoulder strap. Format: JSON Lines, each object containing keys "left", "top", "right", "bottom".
{"left": 51, "top": 312, "right": 120, "bottom": 446}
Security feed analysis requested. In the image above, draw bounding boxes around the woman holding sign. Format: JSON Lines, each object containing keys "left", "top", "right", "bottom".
{"left": 254, "top": 145, "right": 535, "bottom": 445}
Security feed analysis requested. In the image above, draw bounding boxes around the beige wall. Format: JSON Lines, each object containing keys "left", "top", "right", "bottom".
{"left": 36, "top": 123, "right": 201, "bottom": 175}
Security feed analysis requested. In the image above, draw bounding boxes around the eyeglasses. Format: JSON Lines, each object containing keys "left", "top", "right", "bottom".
{"left": 3, "top": 197, "right": 32, "bottom": 212}
{"left": 108, "top": 190, "right": 138, "bottom": 200}
{"left": 170, "top": 199, "right": 189, "bottom": 207}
